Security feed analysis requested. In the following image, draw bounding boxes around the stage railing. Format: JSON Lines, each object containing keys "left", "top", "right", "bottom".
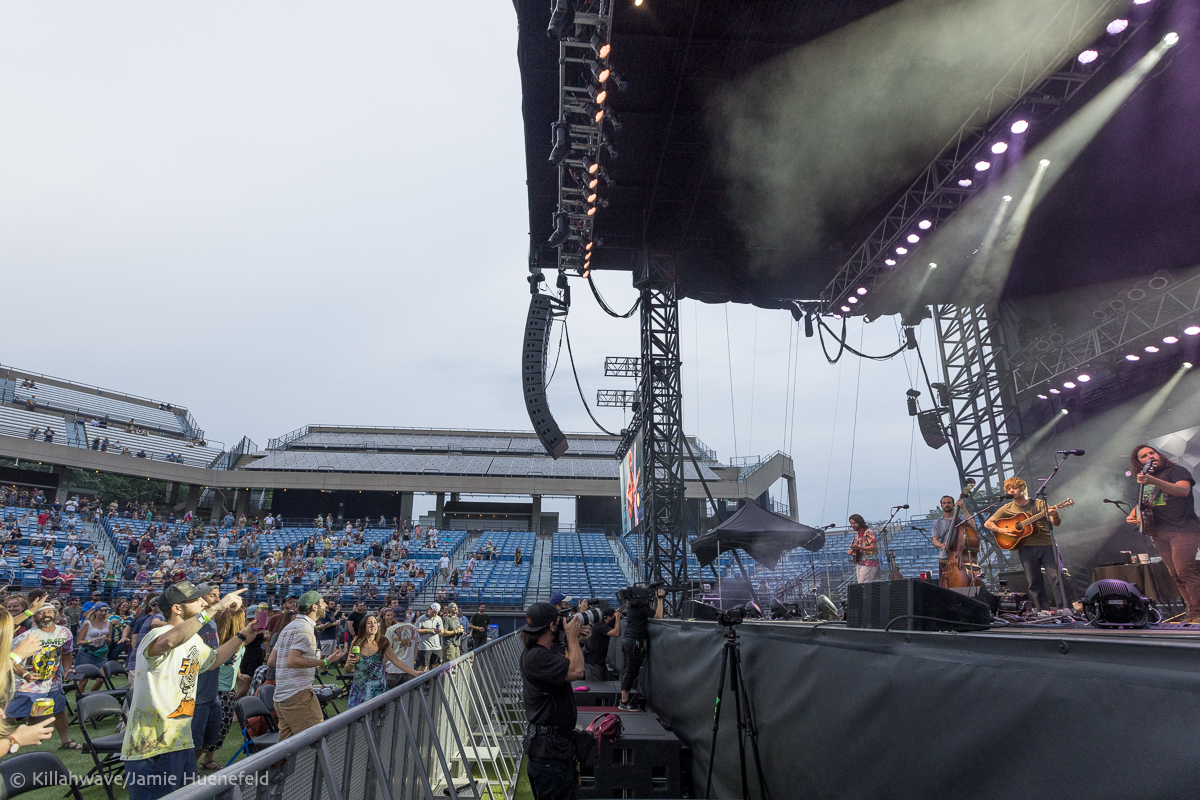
{"left": 165, "top": 633, "right": 526, "bottom": 800}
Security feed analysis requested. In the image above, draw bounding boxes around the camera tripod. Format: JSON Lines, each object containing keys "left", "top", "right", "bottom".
{"left": 704, "top": 622, "right": 769, "bottom": 800}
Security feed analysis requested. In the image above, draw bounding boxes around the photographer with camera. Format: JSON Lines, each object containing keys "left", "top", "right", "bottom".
{"left": 584, "top": 606, "right": 620, "bottom": 681}
{"left": 618, "top": 585, "right": 664, "bottom": 711}
{"left": 519, "top": 602, "right": 585, "bottom": 800}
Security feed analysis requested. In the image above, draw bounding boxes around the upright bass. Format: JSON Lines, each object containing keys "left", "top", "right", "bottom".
{"left": 941, "top": 492, "right": 982, "bottom": 590}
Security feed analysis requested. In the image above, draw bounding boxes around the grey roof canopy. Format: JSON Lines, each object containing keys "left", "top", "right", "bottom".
{"left": 691, "top": 502, "right": 826, "bottom": 571}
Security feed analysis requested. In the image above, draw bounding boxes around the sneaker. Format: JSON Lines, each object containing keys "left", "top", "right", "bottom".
{"left": 617, "top": 701, "right": 634, "bottom": 711}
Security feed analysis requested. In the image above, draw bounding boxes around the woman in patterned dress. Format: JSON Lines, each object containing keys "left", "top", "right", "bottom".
{"left": 344, "top": 614, "right": 418, "bottom": 707}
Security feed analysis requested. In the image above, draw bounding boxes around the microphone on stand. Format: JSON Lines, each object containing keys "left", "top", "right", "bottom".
{"left": 1103, "top": 498, "right": 1125, "bottom": 505}
{"left": 1056, "top": 449, "right": 1086, "bottom": 456}
{"left": 891, "top": 504, "right": 910, "bottom": 509}
{"left": 819, "top": 523, "right": 836, "bottom": 530}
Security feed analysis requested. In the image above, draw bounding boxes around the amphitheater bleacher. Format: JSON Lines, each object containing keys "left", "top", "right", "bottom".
{"left": 6, "top": 377, "right": 188, "bottom": 435}
{"left": 450, "top": 531, "right": 533, "bottom": 606}
{"left": 0, "top": 403, "right": 220, "bottom": 467}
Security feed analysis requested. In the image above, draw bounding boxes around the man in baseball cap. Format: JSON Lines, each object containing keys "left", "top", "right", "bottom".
{"left": 518, "top": 601, "right": 584, "bottom": 800}
{"left": 548, "top": 593, "right": 571, "bottom": 610}
{"left": 122, "top": 582, "right": 254, "bottom": 800}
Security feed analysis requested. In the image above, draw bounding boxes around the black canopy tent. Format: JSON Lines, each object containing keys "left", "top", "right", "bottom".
{"left": 691, "top": 502, "right": 826, "bottom": 572}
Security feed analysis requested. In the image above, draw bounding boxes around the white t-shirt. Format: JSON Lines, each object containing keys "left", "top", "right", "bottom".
{"left": 122, "top": 626, "right": 217, "bottom": 762}
{"left": 384, "top": 622, "right": 419, "bottom": 674}
{"left": 416, "top": 614, "right": 443, "bottom": 651}
{"left": 438, "top": 556, "right": 449, "bottom": 570}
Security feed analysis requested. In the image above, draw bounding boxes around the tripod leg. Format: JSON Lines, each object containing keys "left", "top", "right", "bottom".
{"left": 728, "top": 649, "right": 750, "bottom": 800}
{"left": 703, "top": 639, "right": 731, "bottom": 800}
{"left": 732, "top": 640, "right": 770, "bottom": 800}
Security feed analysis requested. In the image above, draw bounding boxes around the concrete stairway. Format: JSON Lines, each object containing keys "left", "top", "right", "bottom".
{"left": 527, "top": 533, "right": 554, "bottom": 603}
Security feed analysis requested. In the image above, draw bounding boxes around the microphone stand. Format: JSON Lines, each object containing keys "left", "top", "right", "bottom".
{"left": 872, "top": 507, "right": 905, "bottom": 580}
{"left": 1031, "top": 453, "right": 1076, "bottom": 613}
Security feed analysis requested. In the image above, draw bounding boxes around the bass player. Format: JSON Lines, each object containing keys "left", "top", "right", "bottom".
{"left": 984, "top": 477, "right": 1065, "bottom": 611}
{"left": 1125, "top": 444, "right": 1200, "bottom": 622}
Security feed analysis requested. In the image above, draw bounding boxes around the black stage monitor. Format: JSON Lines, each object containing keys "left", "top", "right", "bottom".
{"left": 847, "top": 578, "right": 992, "bottom": 632}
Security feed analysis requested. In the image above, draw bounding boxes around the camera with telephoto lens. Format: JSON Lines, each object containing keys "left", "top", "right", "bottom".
{"left": 561, "top": 606, "right": 604, "bottom": 626}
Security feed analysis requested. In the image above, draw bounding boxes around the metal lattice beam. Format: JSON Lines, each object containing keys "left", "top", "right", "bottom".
{"left": 604, "top": 357, "right": 641, "bottom": 378}
{"left": 634, "top": 252, "right": 687, "bottom": 612}
{"left": 1011, "top": 269, "right": 1200, "bottom": 395}
{"left": 821, "top": 0, "right": 1140, "bottom": 311}
{"left": 596, "top": 389, "right": 637, "bottom": 408}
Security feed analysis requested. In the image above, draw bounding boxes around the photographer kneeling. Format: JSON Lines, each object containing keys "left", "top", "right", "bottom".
{"left": 618, "top": 585, "right": 664, "bottom": 711}
{"left": 519, "top": 602, "right": 584, "bottom": 800}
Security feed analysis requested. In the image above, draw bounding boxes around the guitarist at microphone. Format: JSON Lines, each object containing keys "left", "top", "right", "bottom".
{"left": 984, "top": 477, "right": 1065, "bottom": 612}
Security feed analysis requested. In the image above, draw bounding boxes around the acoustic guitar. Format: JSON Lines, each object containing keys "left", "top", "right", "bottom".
{"left": 991, "top": 499, "right": 1074, "bottom": 550}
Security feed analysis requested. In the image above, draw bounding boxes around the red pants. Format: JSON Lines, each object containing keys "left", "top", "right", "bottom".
{"left": 1153, "top": 529, "right": 1200, "bottom": 614}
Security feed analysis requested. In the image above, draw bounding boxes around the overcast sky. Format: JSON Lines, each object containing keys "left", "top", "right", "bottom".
{"left": 0, "top": 3, "right": 958, "bottom": 524}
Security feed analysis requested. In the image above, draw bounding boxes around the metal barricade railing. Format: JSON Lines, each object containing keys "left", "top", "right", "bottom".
{"left": 166, "top": 633, "right": 526, "bottom": 800}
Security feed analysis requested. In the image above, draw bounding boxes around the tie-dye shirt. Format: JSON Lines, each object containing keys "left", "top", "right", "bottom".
{"left": 121, "top": 625, "right": 217, "bottom": 761}
{"left": 11, "top": 625, "right": 73, "bottom": 694}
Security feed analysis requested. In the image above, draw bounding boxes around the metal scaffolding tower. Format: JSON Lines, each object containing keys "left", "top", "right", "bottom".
{"left": 618, "top": 252, "right": 688, "bottom": 611}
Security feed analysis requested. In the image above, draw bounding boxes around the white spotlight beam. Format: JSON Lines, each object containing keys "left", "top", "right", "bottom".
{"left": 821, "top": 0, "right": 1141, "bottom": 311}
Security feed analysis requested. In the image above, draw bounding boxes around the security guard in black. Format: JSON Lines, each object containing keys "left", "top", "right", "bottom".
{"left": 519, "top": 601, "right": 584, "bottom": 800}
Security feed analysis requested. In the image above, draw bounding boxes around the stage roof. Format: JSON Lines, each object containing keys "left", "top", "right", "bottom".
{"left": 516, "top": 0, "right": 1200, "bottom": 309}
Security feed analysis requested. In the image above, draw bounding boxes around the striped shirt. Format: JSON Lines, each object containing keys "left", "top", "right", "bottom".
{"left": 273, "top": 616, "right": 319, "bottom": 702}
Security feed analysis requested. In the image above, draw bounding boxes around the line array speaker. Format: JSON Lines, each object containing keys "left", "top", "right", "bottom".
{"left": 523, "top": 294, "right": 569, "bottom": 459}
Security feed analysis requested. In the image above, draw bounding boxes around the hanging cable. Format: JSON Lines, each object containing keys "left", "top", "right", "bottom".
{"left": 545, "top": 320, "right": 565, "bottom": 388}
{"left": 818, "top": 358, "right": 844, "bottom": 524}
{"left": 563, "top": 320, "right": 619, "bottom": 436}
{"left": 843, "top": 325, "right": 866, "bottom": 520}
{"left": 587, "top": 273, "right": 640, "bottom": 318}
{"left": 816, "top": 316, "right": 907, "bottom": 363}
{"left": 748, "top": 309, "right": 758, "bottom": 455}
{"left": 781, "top": 319, "right": 794, "bottom": 453}
{"left": 724, "top": 305, "right": 739, "bottom": 459}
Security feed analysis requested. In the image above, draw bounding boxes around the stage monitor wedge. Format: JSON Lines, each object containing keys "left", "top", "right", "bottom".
{"left": 523, "top": 293, "right": 569, "bottom": 459}
{"left": 847, "top": 578, "right": 992, "bottom": 631}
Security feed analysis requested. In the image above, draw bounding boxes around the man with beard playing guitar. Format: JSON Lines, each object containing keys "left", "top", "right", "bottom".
{"left": 1125, "top": 444, "right": 1200, "bottom": 622}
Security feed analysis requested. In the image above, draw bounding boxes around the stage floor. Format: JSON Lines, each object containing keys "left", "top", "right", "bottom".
{"left": 644, "top": 618, "right": 1200, "bottom": 800}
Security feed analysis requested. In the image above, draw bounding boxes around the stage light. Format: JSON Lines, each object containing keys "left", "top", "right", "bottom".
{"left": 591, "top": 33, "right": 611, "bottom": 59}
{"left": 975, "top": 161, "right": 991, "bottom": 171}
{"left": 1185, "top": 362, "right": 1194, "bottom": 370}
{"left": 991, "top": 142, "right": 1008, "bottom": 154}
{"left": 1061, "top": 409, "right": 1069, "bottom": 416}
{"left": 581, "top": 267, "right": 590, "bottom": 278}
{"left": 585, "top": 241, "right": 594, "bottom": 251}
{"left": 918, "top": 220, "right": 932, "bottom": 230}
{"left": 547, "top": 0, "right": 575, "bottom": 40}
{"left": 594, "top": 108, "right": 605, "bottom": 123}
{"left": 1145, "top": 345, "right": 1160, "bottom": 353}
{"left": 1107, "top": 19, "right": 1129, "bottom": 35}
{"left": 1163, "top": 32, "right": 1179, "bottom": 47}
{"left": 848, "top": 297, "right": 858, "bottom": 304}
{"left": 907, "top": 234, "right": 920, "bottom": 243}
{"left": 856, "top": 287, "right": 868, "bottom": 295}
{"left": 588, "top": 176, "right": 599, "bottom": 189}
{"left": 1049, "top": 388, "right": 1061, "bottom": 394}
{"left": 591, "top": 63, "right": 611, "bottom": 83}
{"left": 841, "top": 305, "right": 851, "bottom": 313}
{"left": 1039, "top": 159, "right": 1051, "bottom": 166}
{"left": 587, "top": 206, "right": 596, "bottom": 216}
{"left": 1133, "top": 0, "right": 1151, "bottom": 4}
{"left": 585, "top": 159, "right": 600, "bottom": 175}
{"left": 1063, "top": 381, "right": 1076, "bottom": 389}
{"left": 928, "top": 262, "right": 937, "bottom": 270}
{"left": 896, "top": 247, "right": 908, "bottom": 255}
{"left": 635, "top": 0, "right": 644, "bottom": 6}
{"left": 1083, "top": 580, "right": 1152, "bottom": 628}
{"left": 587, "top": 192, "right": 597, "bottom": 203}
{"left": 549, "top": 122, "right": 570, "bottom": 166}
{"left": 1126, "top": 354, "right": 1140, "bottom": 361}
{"left": 832, "top": 314, "right": 842, "bottom": 320}
{"left": 1163, "top": 335, "right": 1178, "bottom": 344}
{"left": 1186, "top": 326, "right": 1200, "bottom": 335}
{"left": 589, "top": 85, "right": 607, "bottom": 105}
{"left": 1037, "top": 394, "right": 1048, "bottom": 400}
{"left": 1011, "top": 120, "right": 1029, "bottom": 134}
{"left": 1078, "top": 49, "right": 1099, "bottom": 64}
{"left": 1002, "top": 195, "right": 1012, "bottom": 201}
{"left": 958, "top": 178, "right": 973, "bottom": 187}
{"left": 548, "top": 212, "right": 570, "bottom": 247}
{"left": 1077, "top": 374, "right": 1091, "bottom": 382}
{"left": 885, "top": 259, "right": 896, "bottom": 266}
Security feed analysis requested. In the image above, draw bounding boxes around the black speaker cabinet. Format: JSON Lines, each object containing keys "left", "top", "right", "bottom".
{"left": 522, "top": 294, "right": 569, "bottom": 458}
{"left": 847, "top": 578, "right": 992, "bottom": 631}
{"left": 577, "top": 710, "right": 682, "bottom": 799}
